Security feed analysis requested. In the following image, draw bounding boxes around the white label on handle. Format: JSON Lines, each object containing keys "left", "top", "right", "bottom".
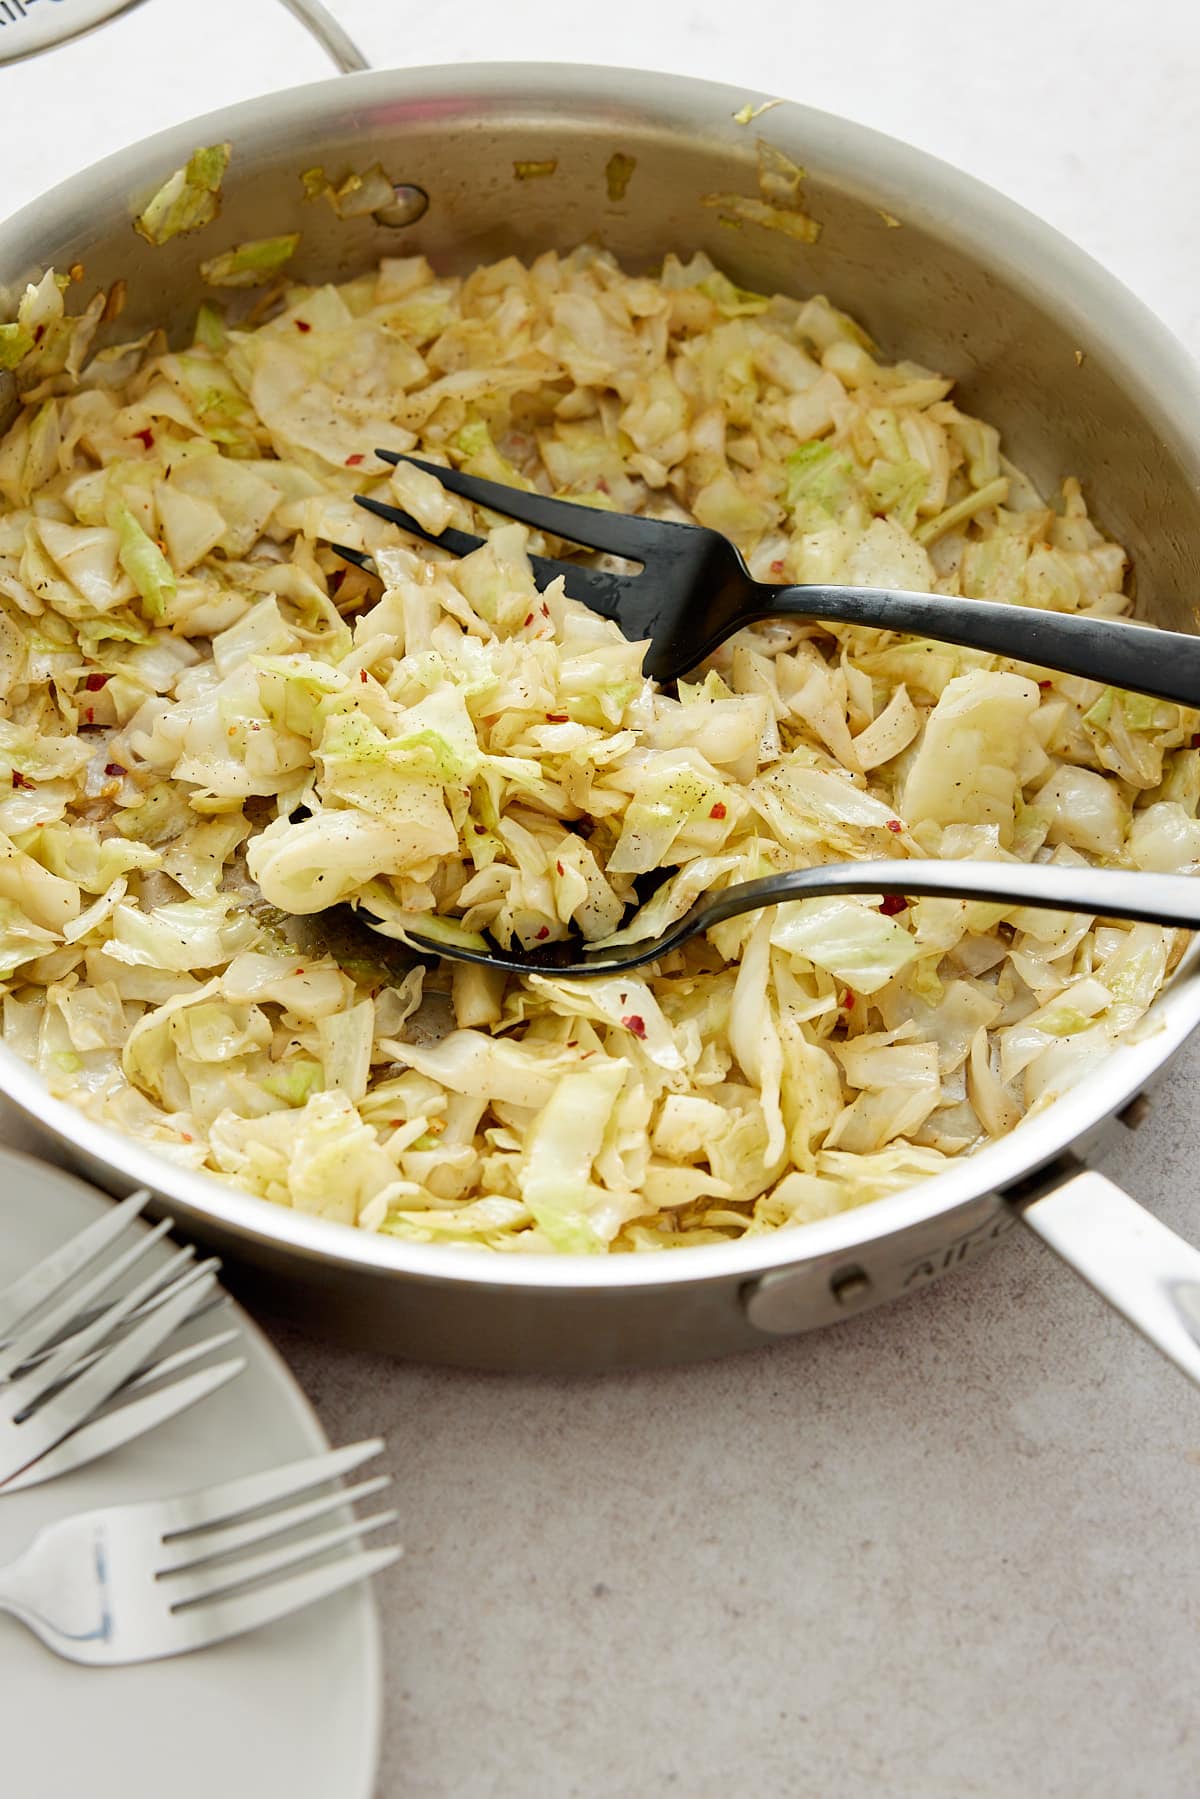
{"left": 0, "top": 0, "right": 143, "bottom": 64}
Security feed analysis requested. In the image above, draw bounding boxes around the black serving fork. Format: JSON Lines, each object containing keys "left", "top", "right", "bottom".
{"left": 341, "top": 453, "right": 1200, "bottom": 705}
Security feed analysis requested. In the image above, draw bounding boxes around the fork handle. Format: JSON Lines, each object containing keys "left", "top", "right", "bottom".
{"left": 760, "top": 584, "right": 1200, "bottom": 708}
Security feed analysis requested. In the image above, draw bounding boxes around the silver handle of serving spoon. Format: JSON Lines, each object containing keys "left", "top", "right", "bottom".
{"left": 758, "top": 584, "right": 1200, "bottom": 709}
{"left": 683, "top": 858, "right": 1200, "bottom": 940}
{"left": 395, "top": 858, "right": 1200, "bottom": 976}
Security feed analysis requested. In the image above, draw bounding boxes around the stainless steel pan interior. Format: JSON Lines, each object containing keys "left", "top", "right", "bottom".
{"left": 3, "top": 47, "right": 1200, "bottom": 1373}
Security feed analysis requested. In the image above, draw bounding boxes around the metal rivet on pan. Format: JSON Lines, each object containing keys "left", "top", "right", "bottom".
{"left": 830, "top": 1267, "right": 872, "bottom": 1306}
{"left": 374, "top": 185, "right": 430, "bottom": 227}
{"left": 1116, "top": 1092, "right": 1151, "bottom": 1131}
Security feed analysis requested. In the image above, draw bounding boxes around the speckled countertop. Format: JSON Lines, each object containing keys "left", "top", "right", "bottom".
{"left": 3, "top": 3, "right": 1200, "bottom": 1794}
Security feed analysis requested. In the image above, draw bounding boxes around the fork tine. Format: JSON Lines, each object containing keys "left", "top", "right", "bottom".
{"left": 354, "top": 494, "right": 487, "bottom": 560}
{"left": 120, "top": 1324, "right": 240, "bottom": 1397}
{"left": 159, "top": 1474, "right": 390, "bottom": 1569}
{"left": 329, "top": 541, "right": 377, "bottom": 573}
{"left": 342, "top": 510, "right": 637, "bottom": 620}
{"left": 15, "top": 1258, "right": 222, "bottom": 1379}
{"left": 0, "top": 1189, "right": 150, "bottom": 1339}
{"left": 160, "top": 1438, "right": 386, "bottom": 1537}
{"left": 166, "top": 1543, "right": 400, "bottom": 1652}
{"left": 165, "top": 1510, "right": 398, "bottom": 1607}
{"left": 375, "top": 450, "right": 675, "bottom": 562}
{"left": 0, "top": 1355, "right": 245, "bottom": 1493}
{"left": 0, "top": 1275, "right": 219, "bottom": 1480}
{"left": 0, "top": 1218, "right": 178, "bottom": 1385}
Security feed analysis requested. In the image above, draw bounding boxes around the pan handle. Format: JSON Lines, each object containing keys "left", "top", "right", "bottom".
{"left": 0, "top": 0, "right": 368, "bottom": 72}
{"left": 1009, "top": 1158, "right": 1200, "bottom": 1388}
{"left": 272, "top": 0, "right": 369, "bottom": 71}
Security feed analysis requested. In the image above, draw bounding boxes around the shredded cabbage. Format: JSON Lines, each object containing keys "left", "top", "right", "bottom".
{"left": 200, "top": 236, "right": 302, "bottom": 289}
{"left": 0, "top": 244, "right": 1194, "bottom": 1253}
{"left": 134, "top": 145, "right": 231, "bottom": 246}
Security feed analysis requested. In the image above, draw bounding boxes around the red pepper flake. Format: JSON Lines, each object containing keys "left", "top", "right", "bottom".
{"left": 555, "top": 860, "right": 564, "bottom": 876}
{"left": 473, "top": 823, "right": 486, "bottom": 834}
{"left": 886, "top": 818, "right": 903, "bottom": 834}
{"left": 710, "top": 801, "right": 727, "bottom": 820}
{"left": 180, "top": 1133, "right": 194, "bottom": 1144}
{"left": 344, "top": 453, "right": 365, "bottom": 467}
{"left": 1038, "top": 679, "right": 1053, "bottom": 689}
{"left": 133, "top": 426, "right": 155, "bottom": 450}
{"left": 541, "top": 603, "right": 550, "bottom": 618}
{"left": 524, "top": 613, "right": 534, "bottom": 627}
{"left": 390, "top": 1119, "right": 404, "bottom": 1127}
{"left": 535, "top": 926, "right": 550, "bottom": 941}
{"left": 11, "top": 771, "right": 32, "bottom": 789}
{"left": 294, "top": 967, "right": 306, "bottom": 975}
{"left": 104, "top": 762, "right": 126, "bottom": 778}
{"left": 770, "top": 558, "right": 786, "bottom": 576}
{"left": 359, "top": 669, "right": 368, "bottom": 683}
{"left": 83, "top": 672, "right": 110, "bottom": 692}
{"left": 622, "top": 1014, "right": 647, "bottom": 1039}
{"left": 546, "top": 713, "right": 568, "bottom": 723}
{"left": 84, "top": 708, "right": 94, "bottom": 724}
{"left": 596, "top": 476, "right": 610, "bottom": 494}
{"left": 879, "top": 894, "right": 908, "bottom": 915}
{"left": 295, "top": 319, "right": 312, "bottom": 333}
{"left": 842, "top": 991, "right": 855, "bottom": 1010}
{"left": 567, "top": 1040, "right": 578, "bottom": 1048}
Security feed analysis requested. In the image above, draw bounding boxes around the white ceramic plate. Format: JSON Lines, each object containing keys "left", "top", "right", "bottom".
{"left": 0, "top": 1145, "right": 382, "bottom": 1799}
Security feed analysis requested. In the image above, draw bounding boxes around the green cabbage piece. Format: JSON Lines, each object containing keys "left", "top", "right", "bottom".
{"left": 200, "top": 235, "right": 302, "bottom": 289}
{"left": 519, "top": 1059, "right": 629, "bottom": 1252}
{"left": 0, "top": 325, "right": 34, "bottom": 372}
{"left": 109, "top": 500, "right": 177, "bottom": 618}
{"left": 770, "top": 896, "right": 920, "bottom": 994}
{"left": 134, "top": 144, "right": 231, "bottom": 245}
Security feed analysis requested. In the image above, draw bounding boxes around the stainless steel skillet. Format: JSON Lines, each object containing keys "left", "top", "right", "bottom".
{"left": 3, "top": 5, "right": 1200, "bottom": 1379}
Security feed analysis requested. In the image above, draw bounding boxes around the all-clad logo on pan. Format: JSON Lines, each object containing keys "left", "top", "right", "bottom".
{"left": 901, "top": 1215, "right": 1016, "bottom": 1289}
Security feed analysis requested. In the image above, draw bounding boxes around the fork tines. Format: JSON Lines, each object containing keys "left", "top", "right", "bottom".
{"left": 1, "top": 1439, "right": 398, "bottom": 1662}
{"left": 0, "top": 1193, "right": 242, "bottom": 1491}
{"left": 152, "top": 1440, "right": 399, "bottom": 1644}
{"left": 372, "top": 449, "right": 673, "bottom": 562}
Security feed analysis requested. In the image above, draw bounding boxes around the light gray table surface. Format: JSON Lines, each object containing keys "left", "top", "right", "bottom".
{"left": 3, "top": 3, "right": 1200, "bottom": 1794}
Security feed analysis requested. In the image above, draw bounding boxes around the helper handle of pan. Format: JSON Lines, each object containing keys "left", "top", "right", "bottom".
{"left": 0, "top": 0, "right": 368, "bottom": 71}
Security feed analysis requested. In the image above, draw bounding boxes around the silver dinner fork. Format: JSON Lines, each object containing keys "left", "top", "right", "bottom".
{"left": 0, "top": 1190, "right": 243, "bottom": 1492}
{"left": 0, "top": 1440, "right": 399, "bottom": 1664}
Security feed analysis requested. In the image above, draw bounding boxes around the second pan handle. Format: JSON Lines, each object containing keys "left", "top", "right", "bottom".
{"left": 0, "top": 0, "right": 368, "bottom": 70}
